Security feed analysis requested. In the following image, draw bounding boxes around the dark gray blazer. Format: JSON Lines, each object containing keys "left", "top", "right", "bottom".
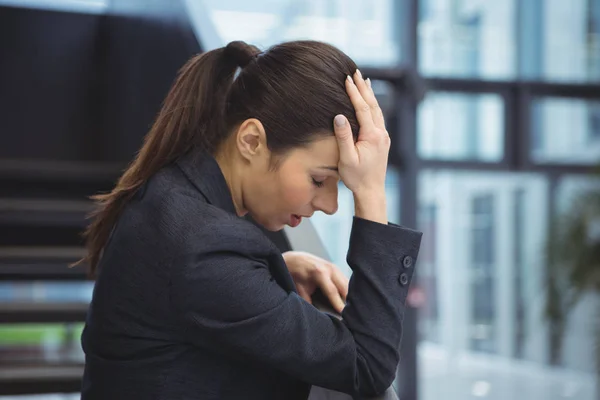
{"left": 80, "top": 150, "right": 422, "bottom": 400}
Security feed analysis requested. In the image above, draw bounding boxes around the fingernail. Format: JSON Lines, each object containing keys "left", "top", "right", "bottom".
{"left": 334, "top": 115, "right": 346, "bottom": 127}
{"left": 346, "top": 75, "right": 352, "bottom": 83}
{"left": 366, "top": 78, "right": 371, "bottom": 88}
{"left": 356, "top": 69, "right": 363, "bottom": 79}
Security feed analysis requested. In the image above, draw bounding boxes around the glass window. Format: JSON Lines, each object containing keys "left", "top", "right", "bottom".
{"left": 416, "top": 170, "right": 594, "bottom": 400}
{"left": 0, "top": 282, "right": 93, "bottom": 303}
{"left": 531, "top": 98, "right": 600, "bottom": 165}
{"left": 551, "top": 175, "right": 600, "bottom": 376}
{"left": 418, "top": 92, "right": 504, "bottom": 161}
{"left": 531, "top": 0, "right": 600, "bottom": 82}
{"left": 420, "top": 0, "right": 600, "bottom": 82}
{"left": 513, "top": 188, "right": 527, "bottom": 359}
{"left": 417, "top": 203, "right": 440, "bottom": 343}
{"left": 0, "top": 394, "right": 81, "bottom": 400}
{"left": 201, "top": 0, "right": 401, "bottom": 66}
{"left": 0, "top": 0, "right": 107, "bottom": 13}
{"left": 469, "top": 193, "right": 496, "bottom": 353}
{"left": 419, "top": 0, "right": 517, "bottom": 79}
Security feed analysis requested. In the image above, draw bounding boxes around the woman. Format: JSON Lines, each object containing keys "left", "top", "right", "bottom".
{"left": 79, "top": 40, "right": 422, "bottom": 400}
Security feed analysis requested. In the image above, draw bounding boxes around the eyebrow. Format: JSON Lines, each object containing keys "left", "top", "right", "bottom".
{"left": 319, "top": 166, "right": 338, "bottom": 171}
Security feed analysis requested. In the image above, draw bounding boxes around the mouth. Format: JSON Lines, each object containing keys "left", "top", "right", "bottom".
{"left": 287, "top": 212, "right": 314, "bottom": 228}
{"left": 289, "top": 214, "right": 302, "bottom": 228}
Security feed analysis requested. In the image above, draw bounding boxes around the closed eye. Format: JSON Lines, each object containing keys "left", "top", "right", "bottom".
{"left": 312, "top": 178, "right": 325, "bottom": 188}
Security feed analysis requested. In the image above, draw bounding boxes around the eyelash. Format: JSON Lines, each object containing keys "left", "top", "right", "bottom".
{"left": 312, "top": 178, "right": 325, "bottom": 188}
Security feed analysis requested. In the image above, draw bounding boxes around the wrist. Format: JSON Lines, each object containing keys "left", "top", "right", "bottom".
{"left": 353, "top": 190, "right": 387, "bottom": 225}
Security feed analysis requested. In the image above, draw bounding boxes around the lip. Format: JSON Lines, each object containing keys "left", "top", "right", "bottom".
{"left": 289, "top": 214, "right": 302, "bottom": 228}
{"left": 288, "top": 213, "right": 314, "bottom": 227}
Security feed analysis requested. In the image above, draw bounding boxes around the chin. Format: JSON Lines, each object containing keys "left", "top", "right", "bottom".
{"left": 262, "top": 221, "right": 286, "bottom": 232}
{"left": 250, "top": 214, "right": 285, "bottom": 232}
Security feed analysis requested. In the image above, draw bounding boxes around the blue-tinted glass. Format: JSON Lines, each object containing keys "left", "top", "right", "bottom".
{"left": 469, "top": 193, "right": 496, "bottom": 354}
{"left": 550, "top": 175, "right": 600, "bottom": 390}
{"left": 0, "top": 0, "right": 107, "bottom": 13}
{"left": 0, "top": 393, "right": 81, "bottom": 400}
{"left": 531, "top": 98, "right": 600, "bottom": 165}
{"left": 417, "top": 170, "right": 597, "bottom": 400}
{"left": 419, "top": 0, "right": 517, "bottom": 79}
{"left": 417, "top": 203, "right": 439, "bottom": 343}
{"left": 513, "top": 189, "right": 527, "bottom": 359}
{"left": 418, "top": 92, "right": 504, "bottom": 161}
{"left": 525, "top": 0, "right": 600, "bottom": 82}
{"left": 0, "top": 282, "right": 93, "bottom": 303}
{"left": 420, "top": 0, "right": 600, "bottom": 82}
{"left": 200, "top": 0, "right": 401, "bottom": 66}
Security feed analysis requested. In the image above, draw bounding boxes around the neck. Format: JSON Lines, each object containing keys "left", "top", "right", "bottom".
{"left": 214, "top": 147, "right": 247, "bottom": 217}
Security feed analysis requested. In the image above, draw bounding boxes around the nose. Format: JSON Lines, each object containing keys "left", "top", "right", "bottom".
{"left": 313, "top": 183, "right": 338, "bottom": 216}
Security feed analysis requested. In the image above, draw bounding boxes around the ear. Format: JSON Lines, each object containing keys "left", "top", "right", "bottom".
{"left": 235, "top": 118, "right": 268, "bottom": 162}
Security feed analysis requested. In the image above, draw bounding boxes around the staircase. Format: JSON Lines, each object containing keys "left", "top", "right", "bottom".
{"left": 0, "top": 0, "right": 201, "bottom": 395}
{"left": 0, "top": 159, "right": 118, "bottom": 395}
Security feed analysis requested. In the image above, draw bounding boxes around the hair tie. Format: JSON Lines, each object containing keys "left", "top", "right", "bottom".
{"left": 225, "top": 41, "right": 261, "bottom": 68}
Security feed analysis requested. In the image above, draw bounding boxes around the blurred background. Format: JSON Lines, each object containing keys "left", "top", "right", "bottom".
{"left": 0, "top": 0, "right": 599, "bottom": 399}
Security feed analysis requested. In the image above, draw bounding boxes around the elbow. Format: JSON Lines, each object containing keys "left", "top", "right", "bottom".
{"left": 358, "top": 372, "right": 396, "bottom": 397}
{"left": 354, "top": 352, "right": 399, "bottom": 397}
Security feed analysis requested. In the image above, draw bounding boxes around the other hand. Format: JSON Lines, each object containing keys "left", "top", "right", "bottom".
{"left": 282, "top": 251, "right": 349, "bottom": 313}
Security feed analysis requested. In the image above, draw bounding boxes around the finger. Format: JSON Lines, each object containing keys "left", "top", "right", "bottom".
{"left": 333, "top": 114, "right": 358, "bottom": 165}
{"left": 362, "top": 76, "right": 386, "bottom": 130}
{"left": 296, "top": 286, "right": 313, "bottom": 305}
{"left": 345, "top": 73, "right": 375, "bottom": 131}
{"left": 331, "top": 268, "right": 349, "bottom": 302}
{"left": 353, "top": 69, "right": 370, "bottom": 98}
{"left": 320, "top": 279, "right": 346, "bottom": 314}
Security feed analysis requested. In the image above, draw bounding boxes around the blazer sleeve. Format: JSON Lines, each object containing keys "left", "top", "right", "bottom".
{"left": 169, "top": 217, "right": 422, "bottom": 398}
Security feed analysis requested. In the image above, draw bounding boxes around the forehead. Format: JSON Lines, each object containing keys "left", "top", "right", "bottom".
{"left": 287, "top": 136, "right": 339, "bottom": 165}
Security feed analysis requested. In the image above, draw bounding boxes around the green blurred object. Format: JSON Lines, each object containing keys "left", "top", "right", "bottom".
{"left": 0, "top": 323, "right": 84, "bottom": 345}
{"left": 545, "top": 166, "right": 600, "bottom": 383}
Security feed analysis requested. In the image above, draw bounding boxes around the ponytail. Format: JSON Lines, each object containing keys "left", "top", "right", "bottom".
{"left": 76, "top": 41, "right": 260, "bottom": 277}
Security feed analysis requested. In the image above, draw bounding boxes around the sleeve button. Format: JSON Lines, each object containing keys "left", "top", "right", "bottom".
{"left": 399, "top": 272, "right": 409, "bottom": 286}
{"left": 403, "top": 256, "right": 413, "bottom": 269}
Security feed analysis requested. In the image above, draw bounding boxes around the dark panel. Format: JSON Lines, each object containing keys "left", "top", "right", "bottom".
{"left": 0, "top": 365, "right": 83, "bottom": 396}
{"left": 0, "top": 302, "right": 88, "bottom": 323}
{"left": 0, "top": 6, "right": 103, "bottom": 161}
{"left": 99, "top": 2, "right": 201, "bottom": 162}
{"left": 0, "top": 1, "right": 201, "bottom": 164}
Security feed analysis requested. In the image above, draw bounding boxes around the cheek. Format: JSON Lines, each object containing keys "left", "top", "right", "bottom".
{"left": 278, "top": 176, "right": 314, "bottom": 210}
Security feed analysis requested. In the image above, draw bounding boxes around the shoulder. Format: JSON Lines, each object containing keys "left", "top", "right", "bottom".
{"left": 137, "top": 167, "right": 275, "bottom": 257}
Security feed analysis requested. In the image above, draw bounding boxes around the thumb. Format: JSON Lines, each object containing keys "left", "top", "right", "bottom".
{"left": 333, "top": 115, "right": 356, "bottom": 163}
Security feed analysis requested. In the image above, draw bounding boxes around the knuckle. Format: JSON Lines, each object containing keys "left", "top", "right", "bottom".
{"left": 337, "top": 130, "right": 352, "bottom": 141}
{"left": 360, "top": 103, "right": 371, "bottom": 113}
{"left": 314, "top": 265, "right": 327, "bottom": 277}
{"left": 375, "top": 131, "right": 390, "bottom": 145}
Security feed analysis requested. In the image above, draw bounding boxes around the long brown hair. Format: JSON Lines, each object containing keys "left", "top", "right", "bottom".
{"left": 78, "top": 40, "right": 359, "bottom": 277}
